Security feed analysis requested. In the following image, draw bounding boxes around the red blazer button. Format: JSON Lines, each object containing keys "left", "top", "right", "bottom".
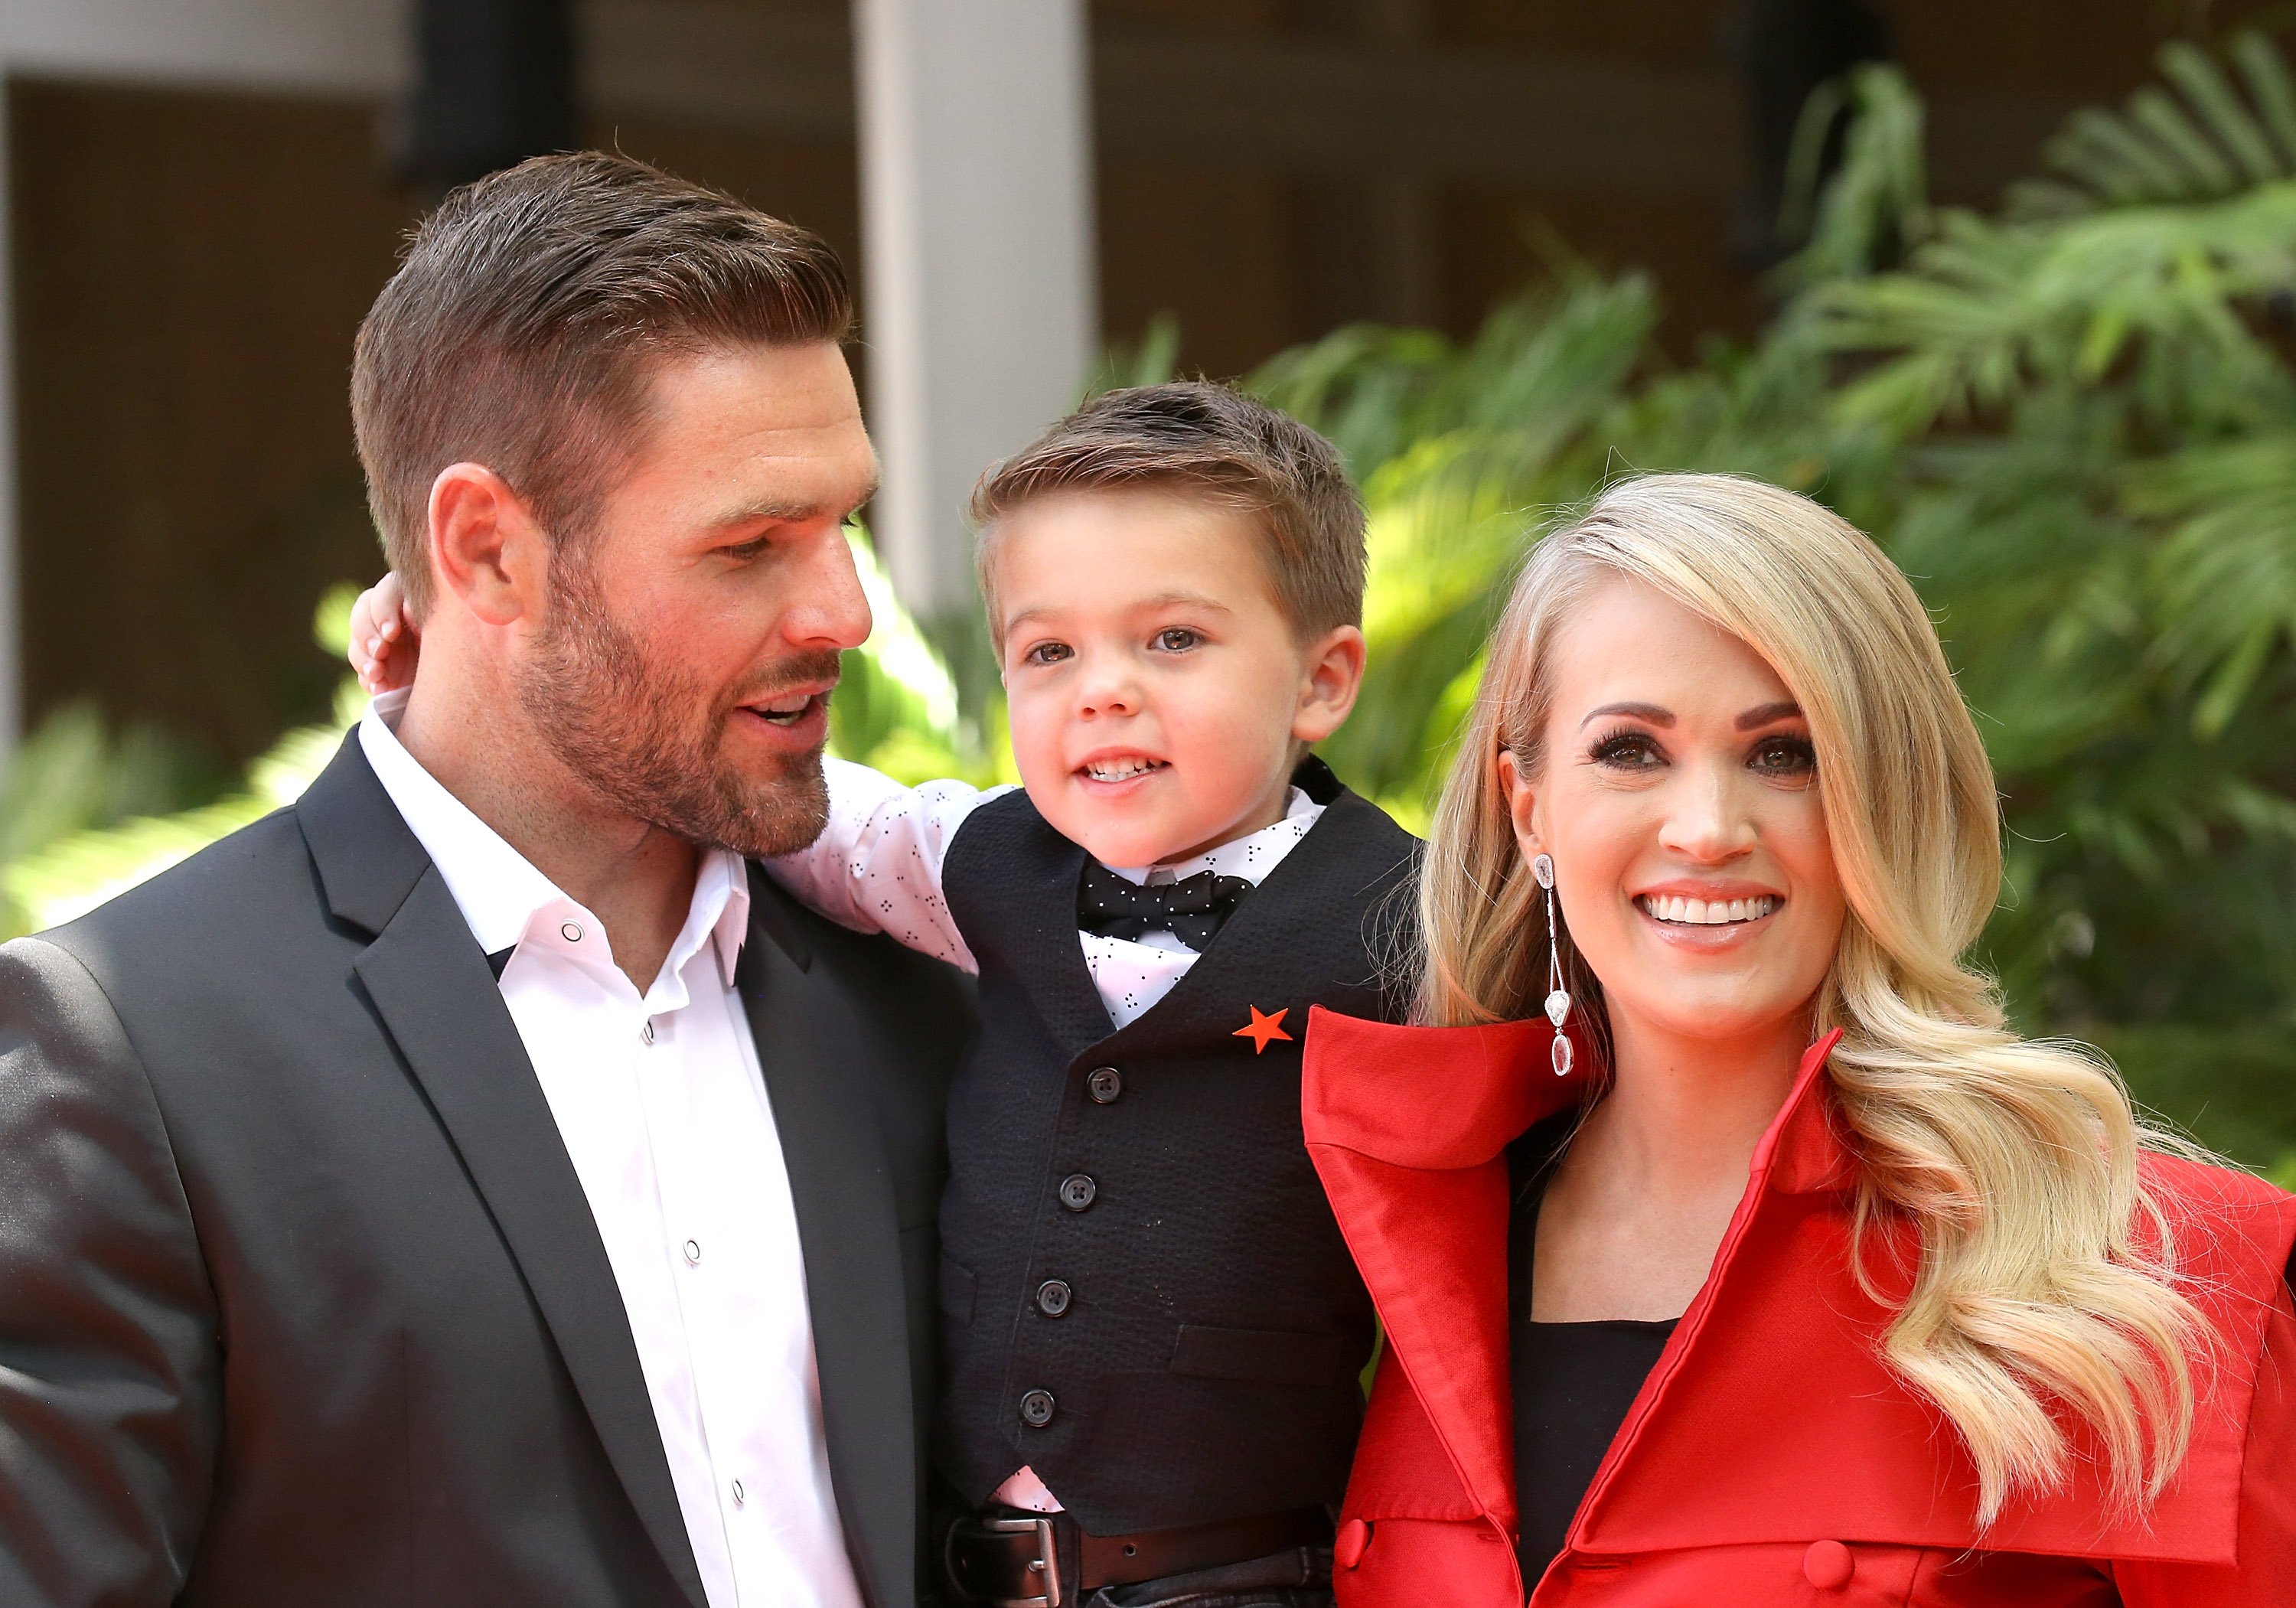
{"left": 1802, "top": 1539, "right": 1854, "bottom": 1590}
{"left": 1334, "top": 1518, "right": 1371, "bottom": 1569}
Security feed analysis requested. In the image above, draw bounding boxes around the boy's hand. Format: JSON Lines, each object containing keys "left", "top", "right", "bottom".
{"left": 348, "top": 572, "right": 419, "bottom": 694}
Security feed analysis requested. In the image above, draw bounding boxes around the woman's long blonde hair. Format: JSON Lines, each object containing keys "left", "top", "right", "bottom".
{"left": 1422, "top": 472, "right": 2206, "bottom": 1523}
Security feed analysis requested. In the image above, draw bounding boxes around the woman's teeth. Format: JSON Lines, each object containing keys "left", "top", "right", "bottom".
{"left": 1639, "top": 894, "right": 1779, "bottom": 926}
{"left": 1083, "top": 758, "right": 1166, "bottom": 782}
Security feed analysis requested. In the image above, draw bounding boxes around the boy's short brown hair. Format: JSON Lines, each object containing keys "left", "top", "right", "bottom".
{"left": 352, "top": 151, "right": 852, "bottom": 618}
{"left": 970, "top": 381, "right": 1366, "bottom": 644}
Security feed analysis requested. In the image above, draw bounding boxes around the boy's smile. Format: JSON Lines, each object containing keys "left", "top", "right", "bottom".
{"left": 990, "top": 488, "right": 1365, "bottom": 870}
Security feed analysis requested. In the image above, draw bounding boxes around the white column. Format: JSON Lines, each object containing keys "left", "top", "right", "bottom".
{"left": 854, "top": 0, "right": 1097, "bottom": 622}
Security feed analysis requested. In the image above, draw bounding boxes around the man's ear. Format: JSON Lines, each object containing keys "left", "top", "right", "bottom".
{"left": 1290, "top": 624, "right": 1368, "bottom": 745}
{"left": 426, "top": 462, "right": 549, "bottom": 628}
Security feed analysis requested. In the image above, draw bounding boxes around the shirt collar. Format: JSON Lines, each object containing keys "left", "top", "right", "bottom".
{"left": 1106, "top": 784, "right": 1324, "bottom": 887}
{"left": 358, "top": 690, "right": 748, "bottom": 989}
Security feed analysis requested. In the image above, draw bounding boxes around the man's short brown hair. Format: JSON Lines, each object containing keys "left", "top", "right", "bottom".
{"left": 352, "top": 151, "right": 853, "bottom": 616}
{"left": 970, "top": 381, "right": 1367, "bottom": 644}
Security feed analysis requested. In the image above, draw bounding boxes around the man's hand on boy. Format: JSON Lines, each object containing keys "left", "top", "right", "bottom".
{"left": 348, "top": 572, "right": 418, "bottom": 695}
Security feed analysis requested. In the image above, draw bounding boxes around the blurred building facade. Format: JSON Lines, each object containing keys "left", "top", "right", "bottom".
{"left": 0, "top": 0, "right": 2217, "bottom": 764}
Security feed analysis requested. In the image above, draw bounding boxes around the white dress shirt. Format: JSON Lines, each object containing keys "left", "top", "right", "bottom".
{"left": 767, "top": 755, "right": 1326, "bottom": 1511}
{"left": 360, "top": 690, "right": 863, "bottom": 1608}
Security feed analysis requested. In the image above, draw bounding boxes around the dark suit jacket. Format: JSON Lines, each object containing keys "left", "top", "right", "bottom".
{"left": 0, "top": 735, "right": 970, "bottom": 1607}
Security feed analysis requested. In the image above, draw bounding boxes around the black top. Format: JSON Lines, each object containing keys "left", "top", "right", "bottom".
{"left": 1508, "top": 1116, "right": 1678, "bottom": 1592}
{"left": 934, "top": 755, "right": 1419, "bottom": 1534}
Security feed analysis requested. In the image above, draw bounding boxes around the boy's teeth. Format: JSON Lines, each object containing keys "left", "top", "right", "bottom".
{"left": 1641, "top": 894, "right": 1777, "bottom": 925}
{"left": 1084, "top": 758, "right": 1162, "bottom": 781}
{"left": 755, "top": 693, "right": 811, "bottom": 724}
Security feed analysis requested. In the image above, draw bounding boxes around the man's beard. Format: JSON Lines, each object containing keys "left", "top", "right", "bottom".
{"left": 517, "top": 560, "right": 837, "bottom": 861}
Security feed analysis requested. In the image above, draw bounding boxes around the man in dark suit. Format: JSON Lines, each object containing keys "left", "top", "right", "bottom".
{"left": 0, "top": 152, "right": 968, "bottom": 1608}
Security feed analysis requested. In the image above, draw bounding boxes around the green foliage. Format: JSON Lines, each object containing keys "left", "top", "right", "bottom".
{"left": 3, "top": 34, "right": 2289, "bottom": 1174}
{"left": 1248, "top": 32, "right": 2296, "bottom": 1173}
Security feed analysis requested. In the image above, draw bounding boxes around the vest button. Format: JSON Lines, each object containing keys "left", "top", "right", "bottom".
{"left": 1334, "top": 1518, "right": 1371, "bottom": 1569}
{"left": 1035, "top": 1279, "right": 1072, "bottom": 1317}
{"left": 1058, "top": 1173, "right": 1097, "bottom": 1211}
{"left": 1019, "top": 1389, "right": 1056, "bottom": 1428}
{"left": 1802, "top": 1540, "right": 1853, "bottom": 1590}
{"left": 1087, "top": 1066, "right": 1123, "bottom": 1104}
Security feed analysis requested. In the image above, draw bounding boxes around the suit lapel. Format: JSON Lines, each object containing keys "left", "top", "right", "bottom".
{"left": 302, "top": 736, "right": 708, "bottom": 1608}
{"left": 736, "top": 871, "right": 915, "bottom": 1608}
{"left": 1300, "top": 1009, "right": 1587, "bottom": 1531}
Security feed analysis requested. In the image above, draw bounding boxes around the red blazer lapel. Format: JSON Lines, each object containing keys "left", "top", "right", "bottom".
{"left": 1577, "top": 1032, "right": 2292, "bottom": 1567}
{"left": 1301, "top": 1006, "right": 1589, "bottom": 1532}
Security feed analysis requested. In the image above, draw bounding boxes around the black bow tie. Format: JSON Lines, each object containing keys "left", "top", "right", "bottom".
{"left": 1078, "top": 862, "right": 1254, "bottom": 952}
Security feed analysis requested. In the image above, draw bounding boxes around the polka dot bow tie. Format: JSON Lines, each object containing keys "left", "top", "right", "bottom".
{"left": 1078, "top": 862, "right": 1255, "bottom": 952}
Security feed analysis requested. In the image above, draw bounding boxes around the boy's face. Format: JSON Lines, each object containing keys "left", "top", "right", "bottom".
{"left": 992, "top": 488, "right": 1365, "bottom": 869}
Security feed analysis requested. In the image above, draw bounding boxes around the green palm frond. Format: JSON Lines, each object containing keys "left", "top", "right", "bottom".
{"left": 2024, "top": 32, "right": 2296, "bottom": 212}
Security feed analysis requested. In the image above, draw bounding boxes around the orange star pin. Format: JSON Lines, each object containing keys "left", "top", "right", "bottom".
{"left": 1233, "top": 1004, "right": 1293, "bottom": 1055}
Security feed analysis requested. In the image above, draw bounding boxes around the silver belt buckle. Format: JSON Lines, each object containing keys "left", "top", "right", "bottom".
{"left": 987, "top": 1515, "right": 1062, "bottom": 1608}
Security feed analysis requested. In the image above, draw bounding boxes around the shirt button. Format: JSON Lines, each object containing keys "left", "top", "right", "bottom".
{"left": 560, "top": 921, "right": 584, "bottom": 943}
{"left": 1335, "top": 1518, "right": 1371, "bottom": 1569}
{"left": 1087, "top": 1067, "right": 1123, "bottom": 1104}
{"left": 731, "top": 1479, "right": 746, "bottom": 1506}
{"left": 1019, "top": 1389, "right": 1056, "bottom": 1428}
{"left": 641, "top": 1019, "right": 656, "bottom": 1045}
{"left": 1035, "top": 1279, "right": 1073, "bottom": 1317}
{"left": 683, "top": 1239, "right": 701, "bottom": 1266}
{"left": 1058, "top": 1174, "right": 1097, "bottom": 1212}
{"left": 1802, "top": 1540, "right": 1854, "bottom": 1590}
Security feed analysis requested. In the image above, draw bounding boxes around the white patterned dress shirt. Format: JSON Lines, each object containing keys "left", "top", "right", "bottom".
{"left": 360, "top": 690, "right": 863, "bottom": 1608}
{"left": 766, "top": 755, "right": 1327, "bottom": 1510}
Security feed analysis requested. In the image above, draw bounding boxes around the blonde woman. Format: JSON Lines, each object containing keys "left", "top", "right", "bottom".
{"left": 1301, "top": 474, "right": 2294, "bottom": 1606}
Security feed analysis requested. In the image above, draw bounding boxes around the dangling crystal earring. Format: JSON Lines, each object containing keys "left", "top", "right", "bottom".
{"left": 1532, "top": 853, "right": 1573, "bottom": 1077}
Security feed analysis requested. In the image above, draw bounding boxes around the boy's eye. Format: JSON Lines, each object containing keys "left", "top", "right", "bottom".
{"left": 722, "top": 535, "right": 772, "bottom": 563}
{"left": 1152, "top": 628, "right": 1202, "bottom": 653}
{"left": 1021, "top": 641, "right": 1073, "bottom": 667}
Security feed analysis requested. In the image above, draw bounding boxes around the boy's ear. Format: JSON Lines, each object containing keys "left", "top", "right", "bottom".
{"left": 1290, "top": 623, "right": 1368, "bottom": 745}
{"left": 426, "top": 462, "right": 549, "bottom": 628}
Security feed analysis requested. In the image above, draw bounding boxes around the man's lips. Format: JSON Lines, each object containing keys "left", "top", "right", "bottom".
{"left": 733, "top": 686, "right": 833, "bottom": 742}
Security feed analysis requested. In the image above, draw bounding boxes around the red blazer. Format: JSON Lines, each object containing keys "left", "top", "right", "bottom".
{"left": 1301, "top": 1006, "right": 2296, "bottom": 1607}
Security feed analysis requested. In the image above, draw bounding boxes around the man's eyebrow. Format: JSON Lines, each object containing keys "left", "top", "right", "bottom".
{"left": 1735, "top": 700, "right": 1802, "bottom": 729}
{"left": 714, "top": 475, "right": 882, "bottom": 529}
{"left": 1580, "top": 701, "right": 1673, "bottom": 729}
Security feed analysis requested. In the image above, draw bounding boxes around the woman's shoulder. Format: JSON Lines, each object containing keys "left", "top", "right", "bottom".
{"left": 2136, "top": 1148, "right": 2296, "bottom": 1302}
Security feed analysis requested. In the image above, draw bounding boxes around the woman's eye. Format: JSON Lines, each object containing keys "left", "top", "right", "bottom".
{"left": 1589, "top": 729, "right": 1664, "bottom": 768}
{"left": 1021, "top": 641, "right": 1072, "bottom": 667}
{"left": 1153, "top": 628, "right": 1202, "bottom": 653}
{"left": 1750, "top": 736, "right": 1818, "bottom": 778}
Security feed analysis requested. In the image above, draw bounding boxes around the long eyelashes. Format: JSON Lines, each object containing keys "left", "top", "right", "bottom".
{"left": 1584, "top": 726, "right": 1818, "bottom": 778}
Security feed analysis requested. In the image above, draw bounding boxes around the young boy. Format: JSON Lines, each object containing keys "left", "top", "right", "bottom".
{"left": 352, "top": 382, "right": 1416, "bottom": 1608}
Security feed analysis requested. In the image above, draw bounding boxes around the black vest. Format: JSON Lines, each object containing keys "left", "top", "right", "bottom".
{"left": 936, "top": 758, "right": 1417, "bottom": 1535}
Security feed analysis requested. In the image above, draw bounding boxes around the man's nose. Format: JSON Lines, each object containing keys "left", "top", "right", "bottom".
{"left": 787, "top": 527, "right": 872, "bottom": 652}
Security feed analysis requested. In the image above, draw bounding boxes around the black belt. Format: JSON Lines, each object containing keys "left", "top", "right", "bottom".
{"left": 943, "top": 1506, "right": 1329, "bottom": 1606}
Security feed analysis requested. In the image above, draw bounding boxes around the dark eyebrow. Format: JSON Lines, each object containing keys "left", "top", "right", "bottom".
{"left": 1735, "top": 700, "right": 1803, "bottom": 730}
{"left": 1580, "top": 701, "right": 1673, "bottom": 729}
{"left": 714, "top": 474, "right": 882, "bottom": 531}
